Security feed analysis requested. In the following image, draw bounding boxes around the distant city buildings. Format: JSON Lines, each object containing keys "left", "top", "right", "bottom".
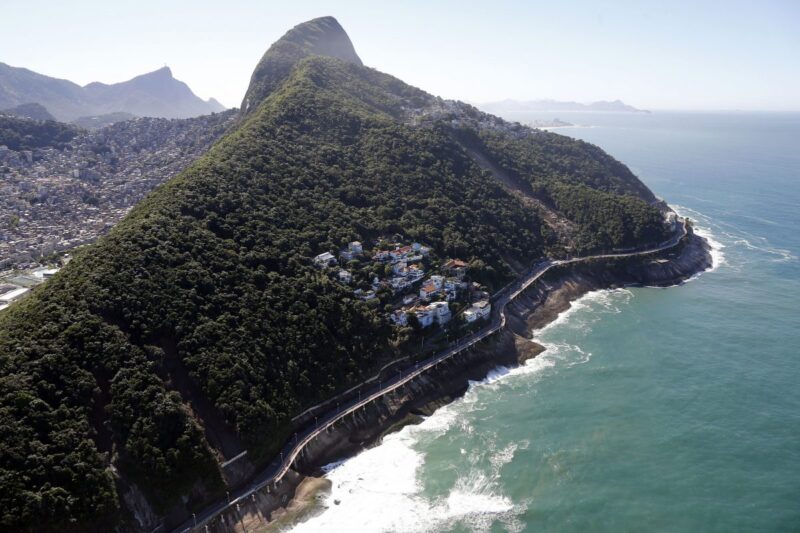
{"left": 0, "top": 111, "right": 235, "bottom": 270}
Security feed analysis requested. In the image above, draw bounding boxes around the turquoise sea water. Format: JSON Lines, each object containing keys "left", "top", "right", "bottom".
{"left": 288, "top": 112, "right": 800, "bottom": 532}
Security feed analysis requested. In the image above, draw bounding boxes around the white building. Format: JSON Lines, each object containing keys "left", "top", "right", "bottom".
{"left": 392, "top": 260, "right": 408, "bottom": 275}
{"left": 428, "top": 301, "right": 452, "bottom": 325}
{"left": 412, "top": 242, "right": 431, "bottom": 256}
{"left": 0, "top": 287, "right": 30, "bottom": 305}
{"left": 340, "top": 241, "right": 364, "bottom": 261}
{"left": 464, "top": 300, "right": 491, "bottom": 323}
{"left": 314, "top": 252, "right": 337, "bottom": 268}
{"left": 338, "top": 269, "right": 353, "bottom": 284}
{"left": 419, "top": 281, "right": 438, "bottom": 300}
{"left": 389, "top": 309, "right": 408, "bottom": 326}
{"left": 412, "top": 301, "right": 452, "bottom": 328}
{"left": 32, "top": 267, "right": 60, "bottom": 280}
{"left": 390, "top": 276, "right": 411, "bottom": 291}
{"left": 354, "top": 288, "right": 377, "bottom": 301}
{"left": 414, "top": 307, "right": 435, "bottom": 328}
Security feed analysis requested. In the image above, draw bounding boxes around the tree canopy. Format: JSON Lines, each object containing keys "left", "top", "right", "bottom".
{"left": 0, "top": 54, "right": 669, "bottom": 531}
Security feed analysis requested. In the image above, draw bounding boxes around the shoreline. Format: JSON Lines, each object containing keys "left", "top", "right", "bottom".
{"left": 176, "top": 228, "right": 713, "bottom": 532}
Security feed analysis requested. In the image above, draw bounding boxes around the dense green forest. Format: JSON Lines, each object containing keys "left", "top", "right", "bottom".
{"left": 540, "top": 182, "right": 669, "bottom": 252}
{"left": 0, "top": 115, "right": 80, "bottom": 151}
{"left": 0, "top": 17, "right": 671, "bottom": 532}
{"left": 453, "top": 125, "right": 668, "bottom": 252}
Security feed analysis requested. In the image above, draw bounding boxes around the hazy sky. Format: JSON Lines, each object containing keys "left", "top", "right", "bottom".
{"left": 3, "top": 0, "right": 799, "bottom": 110}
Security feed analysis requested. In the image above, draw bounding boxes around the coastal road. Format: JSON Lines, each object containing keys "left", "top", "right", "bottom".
{"left": 173, "top": 219, "right": 688, "bottom": 532}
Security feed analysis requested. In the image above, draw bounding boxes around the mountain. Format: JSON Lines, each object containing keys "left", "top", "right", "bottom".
{"left": 82, "top": 66, "right": 225, "bottom": 119}
{"left": 240, "top": 15, "right": 362, "bottom": 114}
{"left": 0, "top": 62, "right": 225, "bottom": 121}
{"left": 0, "top": 63, "right": 85, "bottom": 119}
{"left": 480, "top": 98, "right": 649, "bottom": 113}
{"left": 0, "top": 102, "right": 55, "bottom": 121}
{"left": 0, "top": 17, "right": 670, "bottom": 532}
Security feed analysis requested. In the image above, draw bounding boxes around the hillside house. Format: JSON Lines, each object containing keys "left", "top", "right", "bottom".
{"left": 464, "top": 300, "right": 491, "bottom": 322}
{"left": 442, "top": 259, "right": 468, "bottom": 279}
{"left": 389, "top": 245, "right": 413, "bottom": 262}
{"left": 339, "top": 240, "right": 364, "bottom": 261}
{"left": 414, "top": 306, "right": 435, "bottom": 328}
{"left": 419, "top": 281, "right": 438, "bottom": 300}
{"left": 313, "top": 252, "right": 337, "bottom": 268}
{"left": 389, "top": 309, "right": 408, "bottom": 326}
{"left": 428, "top": 301, "right": 452, "bottom": 324}
{"left": 338, "top": 269, "right": 353, "bottom": 284}
{"left": 412, "top": 242, "right": 431, "bottom": 255}
{"left": 354, "top": 288, "right": 377, "bottom": 301}
{"left": 390, "top": 276, "right": 411, "bottom": 291}
{"left": 374, "top": 250, "right": 392, "bottom": 262}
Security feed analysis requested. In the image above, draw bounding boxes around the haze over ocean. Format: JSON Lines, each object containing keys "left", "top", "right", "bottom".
{"left": 286, "top": 111, "right": 800, "bottom": 532}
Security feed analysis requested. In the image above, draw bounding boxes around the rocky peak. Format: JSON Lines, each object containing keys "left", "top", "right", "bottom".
{"left": 240, "top": 16, "right": 362, "bottom": 114}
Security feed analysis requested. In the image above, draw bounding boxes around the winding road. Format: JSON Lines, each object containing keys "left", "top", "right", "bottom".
{"left": 173, "top": 219, "right": 688, "bottom": 532}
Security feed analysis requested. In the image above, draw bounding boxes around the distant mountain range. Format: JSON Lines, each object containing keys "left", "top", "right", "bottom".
{"left": 479, "top": 99, "right": 649, "bottom": 114}
{"left": 0, "top": 63, "right": 225, "bottom": 121}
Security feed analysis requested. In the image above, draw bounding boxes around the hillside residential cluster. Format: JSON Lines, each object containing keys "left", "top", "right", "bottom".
{"left": 0, "top": 111, "right": 234, "bottom": 270}
{"left": 406, "top": 97, "right": 540, "bottom": 139}
{"left": 315, "top": 240, "right": 491, "bottom": 330}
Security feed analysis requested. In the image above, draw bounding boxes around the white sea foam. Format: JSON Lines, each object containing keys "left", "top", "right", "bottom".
{"left": 532, "top": 297, "right": 589, "bottom": 335}
{"left": 673, "top": 204, "right": 726, "bottom": 271}
{"left": 733, "top": 237, "right": 797, "bottom": 263}
{"left": 289, "top": 427, "right": 521, "bottom": 533}
{"left": 287, "top": 285, "right": 634, "bottom": 532}
{"left": 533, "top": 288, "right": 632, "bottom": 337}
{"left": 675, "top": 204, "right": 797, "bottom": 270}
{"left": 693, "top": 225, "right": 726, "bottom": 271}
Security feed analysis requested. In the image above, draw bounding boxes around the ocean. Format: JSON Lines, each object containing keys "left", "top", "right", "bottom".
{"left": 286, "top": 111, "right": 800, "bottom": 532}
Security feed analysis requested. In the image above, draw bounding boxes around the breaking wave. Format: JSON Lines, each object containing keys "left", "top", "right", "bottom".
{"left": 673, "top": 204, "right": 726, "bottom": 271}
{"left": 286, "top": 289, "right": 635, "bottom": 532}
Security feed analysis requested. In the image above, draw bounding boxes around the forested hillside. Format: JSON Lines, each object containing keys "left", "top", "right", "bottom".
{"left": 0, "top": 115, "right": 80, "bottom": 150}
{"left": 0, "top": 16, "right": 670, "bottom": 531}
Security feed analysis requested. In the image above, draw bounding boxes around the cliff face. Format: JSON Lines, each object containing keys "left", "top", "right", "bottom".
{"left": 508, "top": 232, "right": 711, "bottom": 334}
